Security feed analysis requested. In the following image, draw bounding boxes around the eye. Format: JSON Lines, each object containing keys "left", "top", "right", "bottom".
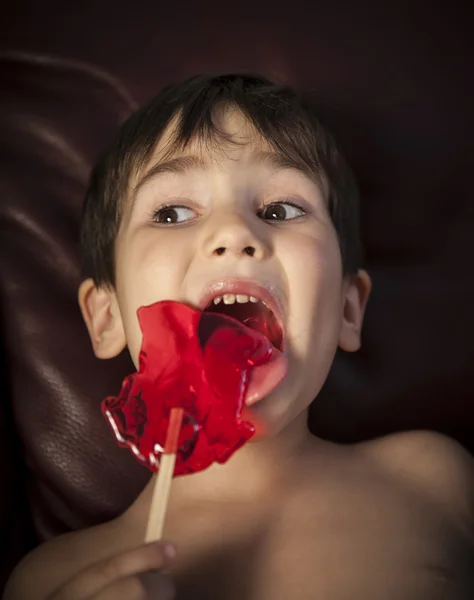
{"left": 152, "top": 205, "right": 197, "bottom": 224}
{"left": 259, "top": 201, "right": 305, "bottom": 221}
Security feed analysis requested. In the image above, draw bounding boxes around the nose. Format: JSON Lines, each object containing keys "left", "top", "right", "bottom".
{"left": 201, "top": 211, "right": 270, "bottom": 260}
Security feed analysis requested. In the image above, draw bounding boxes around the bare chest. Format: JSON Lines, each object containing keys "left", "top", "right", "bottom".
{"left": 165, "top": 474, "right": 457, "bottom": 600}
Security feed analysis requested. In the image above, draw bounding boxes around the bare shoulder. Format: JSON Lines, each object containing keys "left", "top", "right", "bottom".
{"left": 359, "top": 430, "right": 474, "bottom": 523}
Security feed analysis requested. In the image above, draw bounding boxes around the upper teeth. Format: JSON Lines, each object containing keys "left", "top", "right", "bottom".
{"left": 213, "top": 294, "right": 260, "bottom": 305}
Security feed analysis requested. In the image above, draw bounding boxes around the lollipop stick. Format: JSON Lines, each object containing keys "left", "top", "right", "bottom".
{"left": 145, "top": 407, "right": 184, "bottom": 542}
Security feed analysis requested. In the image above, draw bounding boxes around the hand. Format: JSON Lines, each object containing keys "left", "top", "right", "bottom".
{"left": 47, "top": 540, "right": 177, "bottom": 600}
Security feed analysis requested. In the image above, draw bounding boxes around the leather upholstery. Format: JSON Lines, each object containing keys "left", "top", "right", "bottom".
{"left": 1, "top": 1, "right": 473, "bottom": 591}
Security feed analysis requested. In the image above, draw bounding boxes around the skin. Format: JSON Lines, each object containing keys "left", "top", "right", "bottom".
{"left": 5, "top": 108, "right": 473, "bottom": 600}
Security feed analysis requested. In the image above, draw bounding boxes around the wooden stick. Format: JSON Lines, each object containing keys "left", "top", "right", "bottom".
{"left": 145, "top": 407, "right": 184, "bottom": 542}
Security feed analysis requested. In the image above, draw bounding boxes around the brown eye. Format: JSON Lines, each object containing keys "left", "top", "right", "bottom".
{"left": 260, "top": 202, "right": 304, "bottom": 221}
{"left": 153, "top": 206, "right": 196, "bottom": 224}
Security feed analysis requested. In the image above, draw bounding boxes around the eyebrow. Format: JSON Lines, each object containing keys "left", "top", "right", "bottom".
{"left": 128, "top": 150, "right": 315, "bottom": 212}
{"left": 131, "top": 154, "right": 209, "bottom": 198}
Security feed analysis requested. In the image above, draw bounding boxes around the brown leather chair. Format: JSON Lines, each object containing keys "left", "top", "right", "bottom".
{"left": 1, "top": 2, "right": 473, "bottom": 592}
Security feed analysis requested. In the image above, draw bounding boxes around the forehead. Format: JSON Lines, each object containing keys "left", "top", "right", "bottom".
{"left": 129, "top": 105, "right": 324, "bottom": 190}
{"left": 146, "top": 106, "right": 273, "bottom": 169}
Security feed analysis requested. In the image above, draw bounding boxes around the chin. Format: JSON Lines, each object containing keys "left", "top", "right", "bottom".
{"left": 242, "top": 398, "right": 298, "bottom": 440}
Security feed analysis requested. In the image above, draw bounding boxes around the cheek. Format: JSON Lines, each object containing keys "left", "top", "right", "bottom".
{"left": 115, "top": 232, "right": 190, "bottom": 365}
{"left": 120, "top": 232, "right": 188, "bottom": 300}
{"left": 283, "top": 233, "right": 343, "bottom": 351}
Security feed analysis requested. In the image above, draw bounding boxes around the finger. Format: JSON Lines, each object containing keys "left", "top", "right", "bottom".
{"left": 49, "top": 541, "right": 176, "bottom": 600}
{"left": 87, "top": 572, "right": 176, "bottom": 600}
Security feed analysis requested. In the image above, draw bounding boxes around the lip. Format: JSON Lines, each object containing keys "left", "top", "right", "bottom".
{"left": 197, "top": 278, "right": 286, "bottom": 343}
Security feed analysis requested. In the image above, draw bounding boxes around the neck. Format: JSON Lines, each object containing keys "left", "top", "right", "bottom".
{"left": 128, "top": 410, "right": 318, "bottom": 534}
{"left": 168, "top": 409, "right": 314, "bottom": 508}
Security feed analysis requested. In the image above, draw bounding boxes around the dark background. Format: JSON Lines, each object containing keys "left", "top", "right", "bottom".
{"left": 1, "top": 0, "right": 473, "bottom": 592}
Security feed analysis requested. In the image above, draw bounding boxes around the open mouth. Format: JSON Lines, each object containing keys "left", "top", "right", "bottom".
{"left": 203, "top": 294, "right": 284, "bottom": 351}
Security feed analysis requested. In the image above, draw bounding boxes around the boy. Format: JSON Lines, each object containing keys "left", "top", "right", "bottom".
{"left": 4, "top": 73, "right": 474, "bottom": 600}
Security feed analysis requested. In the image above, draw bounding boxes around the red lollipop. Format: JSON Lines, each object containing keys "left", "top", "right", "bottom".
{"left": 102, "top": 300, "right": 283, "bottom": 539}
{"left": 102, "top": 300, "right": 275, "bottom": 475}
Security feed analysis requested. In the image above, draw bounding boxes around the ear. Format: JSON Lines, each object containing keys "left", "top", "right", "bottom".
{"left": 78, "top": 278, "right": 127, "bottom": 359}
{"left": 338, "top": 269, "right": 372, "bottom": 352}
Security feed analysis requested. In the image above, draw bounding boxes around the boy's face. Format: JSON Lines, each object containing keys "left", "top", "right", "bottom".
{"left": 80, "top": 108, "right": 370, "bottom": 436}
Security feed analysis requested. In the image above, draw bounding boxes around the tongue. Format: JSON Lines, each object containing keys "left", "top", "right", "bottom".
{"left": 202, "top": 311, "right": 288, "bottom": 407}
{"left": 241, "top": 312, "right": 283, "bottom": 352}
{"left": 244, "top": 345, "right": 288, "bottom": 406}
